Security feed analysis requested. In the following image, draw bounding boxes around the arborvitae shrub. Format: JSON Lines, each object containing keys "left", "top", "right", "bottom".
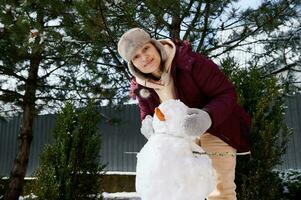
{"left": 26, "top": 102, "right": 105, "bottom": 200}
{"left": 278, "top": 169, "right": 301, "bottom": 200}
{"left": 221, "top": 57, "right": 291, "bottom": 200}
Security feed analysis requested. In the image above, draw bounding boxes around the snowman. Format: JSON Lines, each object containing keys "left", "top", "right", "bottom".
{"left": 136, "top": 99, "right": 216, "bottom": 200}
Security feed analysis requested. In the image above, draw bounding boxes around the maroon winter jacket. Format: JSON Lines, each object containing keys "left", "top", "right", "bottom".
{"left": 130, "top": 40, "right": 251, "bottom": 152}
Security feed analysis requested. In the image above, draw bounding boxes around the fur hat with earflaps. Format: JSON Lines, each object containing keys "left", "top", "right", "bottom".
{"left": 117, "top": 28, "right": 167, "bottom": 80}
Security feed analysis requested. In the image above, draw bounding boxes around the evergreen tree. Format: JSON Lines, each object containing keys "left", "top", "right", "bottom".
{"left": 27, "top": 101, "right": 104, "bottom": 200}
{"left": 101, "top": 0, "right": 300, "bottom": 88}
{"left": 0, "top": 1, "right": 114, "bottom": 198}
{"left": 221, "top": 57, "right": 291, "bottom": 199}
{"left": 0, "top": 176, "right": 7, "bottom": 198}
{"left": 241, "top": 1, "right": 301, "bottom": 90}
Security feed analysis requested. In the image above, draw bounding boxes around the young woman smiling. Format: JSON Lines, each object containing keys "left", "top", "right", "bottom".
{"left": 118, "top": 28, "right": 251, "bottom": 200}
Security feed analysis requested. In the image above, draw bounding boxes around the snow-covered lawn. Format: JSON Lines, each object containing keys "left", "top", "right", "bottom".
{"left": 103, "top": 192, "right": 140, "bottom": 200}
{"left": 19, "top": 192, "right": 140, "bottom": 200}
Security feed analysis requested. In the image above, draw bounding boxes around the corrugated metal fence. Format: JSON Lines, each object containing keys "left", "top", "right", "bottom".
{"left": 1, "top": 95, "right": 301, "bottom": 176}
{"left": 0, "top": 104, "right": 146, "bottom": 176}
{"left": 279, "top": 94, "right": 301, "bottom": 169}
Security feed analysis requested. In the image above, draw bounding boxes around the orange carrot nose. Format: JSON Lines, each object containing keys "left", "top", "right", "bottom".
{"left": 155, "top": 107, "right": 165, "bottom": 121}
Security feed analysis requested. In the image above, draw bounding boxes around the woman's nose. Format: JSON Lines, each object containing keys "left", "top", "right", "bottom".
{"left": 141, "top": 54, "right": 149, "bottom": 63}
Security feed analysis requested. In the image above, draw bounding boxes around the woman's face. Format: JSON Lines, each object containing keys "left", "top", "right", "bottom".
{"left": 132, "top": 42, "right": 161, "bottom": 75}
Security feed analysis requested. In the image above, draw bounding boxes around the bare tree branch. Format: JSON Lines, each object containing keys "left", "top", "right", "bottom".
{"left": 0, "top": 67, "right": 27, "bottom": 82}
{"left": 270, "top": 63, "right": 298, "bottom": 75}
{"left": 197, "top": 1, "right": 211, "bottom": 52}
{"left": 183, "top": 1, "right": 203, "bottom": 40}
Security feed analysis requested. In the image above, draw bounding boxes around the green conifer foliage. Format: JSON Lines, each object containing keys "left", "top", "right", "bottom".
{"left": 222, "top": 57, "right": 291, "bottom": 200}
{"left": 27, "top": 102, "right": 104, "bottom": 200}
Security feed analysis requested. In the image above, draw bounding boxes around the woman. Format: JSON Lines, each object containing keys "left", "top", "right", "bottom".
{"left": 117, "top": 28, "right": 251, "bottom": 200}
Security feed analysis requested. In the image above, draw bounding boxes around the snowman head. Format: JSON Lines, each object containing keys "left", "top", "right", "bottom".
{"left": 152, "top": 99, "right": 189, "bottom": 137}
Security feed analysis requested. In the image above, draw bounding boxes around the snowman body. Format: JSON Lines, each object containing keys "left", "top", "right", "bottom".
{"left": 136, "top": 100, "right": 216, "bottom": 200}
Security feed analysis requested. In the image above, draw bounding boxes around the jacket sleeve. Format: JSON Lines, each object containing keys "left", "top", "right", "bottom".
{"left": 190, "top": 52, "right": 237, "bottom": 128}
{"left": 130, "top": 78, "right": 153, "bottom": 120}
{"left": 137, "top": 96, "right": 152, "bottom": 120}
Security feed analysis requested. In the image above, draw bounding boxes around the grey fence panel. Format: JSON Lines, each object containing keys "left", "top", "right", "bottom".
{"left": 0, "top": 104, "right": 144, "bottom": 176}
{"left": 100, "top": 104, "right": 145, "bottom": 172}
{"left": 0, "top": 116, "right": 21, "bottom": 177}
{"left": 0, "top": 115, "right": 57, "bottom": 177}
{"left": 27, "top": 114, "right": 57, "bottom": 175}
{"left": 277, "top": 95, "right": 301, "bottom": 170}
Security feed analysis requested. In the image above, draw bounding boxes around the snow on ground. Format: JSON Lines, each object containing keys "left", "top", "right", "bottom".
{"left": 103, "top": 192, "right": 140, "bottom": 200}
{"left": 18, "top": 193, "right": 140, "bottom": 200}
{"left": 103, "top": 171, "right": 136, "bottom": 175}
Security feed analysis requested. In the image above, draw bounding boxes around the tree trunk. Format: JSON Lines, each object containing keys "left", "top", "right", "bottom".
{"left": 4, "top": 58, "right": 40, "bottom": 200}
{"left": 170, "top": 0, "right": 181, "bottom": 39}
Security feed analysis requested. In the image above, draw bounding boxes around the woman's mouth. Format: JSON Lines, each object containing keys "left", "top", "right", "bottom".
{"left": 145, "top": 58, "right": 153, "bottom": 67}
